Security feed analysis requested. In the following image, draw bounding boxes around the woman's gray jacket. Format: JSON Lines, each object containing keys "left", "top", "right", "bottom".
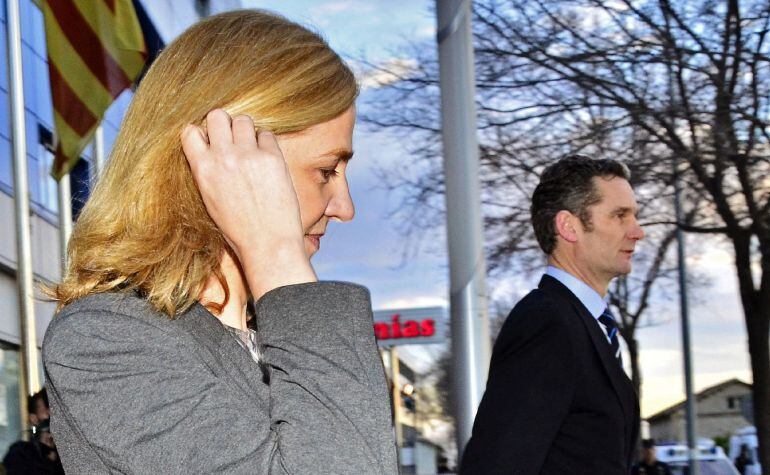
{"left": 42, "top": 282, "right": 399, "bottom": 474}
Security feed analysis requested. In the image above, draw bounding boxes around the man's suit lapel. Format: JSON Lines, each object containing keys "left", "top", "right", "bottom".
{"left": 174, "top": 303, "right": 266, "bottom": 402}
{"left": 539, "top": 275, "right": 637, "bottom": 445}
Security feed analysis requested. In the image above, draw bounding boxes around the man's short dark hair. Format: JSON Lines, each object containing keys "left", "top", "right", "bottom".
{"left": 641, "top": 439, "right": 656, "bottom": 449}
{"left": 531, "top": 155, "right": 630, "bottom": 255}
{"left": 28, "top": 388, "right": 48, "bottom": 415}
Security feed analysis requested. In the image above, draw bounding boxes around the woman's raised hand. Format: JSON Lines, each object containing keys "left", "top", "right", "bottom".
{"left": 181, "top": 109, "right": 316, "bottom": 299}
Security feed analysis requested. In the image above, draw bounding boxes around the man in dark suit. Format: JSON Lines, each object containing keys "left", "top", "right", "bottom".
{"left": 461, "top": 155, "right": 644, "bottom": 474}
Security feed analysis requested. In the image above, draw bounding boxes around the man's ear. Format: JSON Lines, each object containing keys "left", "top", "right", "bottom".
{"left": 29, "top": 414, "right": 39, "bottom": 426}
{"left": 554, "top": 210, "right": 579, "bottom": 243}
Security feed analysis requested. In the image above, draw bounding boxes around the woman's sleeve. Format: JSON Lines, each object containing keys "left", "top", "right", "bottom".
{"left": 255, "top": 281, "right": 398, "bottom": 475}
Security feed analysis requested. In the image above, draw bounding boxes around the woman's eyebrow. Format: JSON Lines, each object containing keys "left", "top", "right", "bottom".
{"left": 315, "top": 148, "right": 354, "bottom": 162}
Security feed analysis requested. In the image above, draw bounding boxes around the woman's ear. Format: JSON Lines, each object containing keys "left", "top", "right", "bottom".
{"left": 554, "top": 210, "right": 579, "bottom": 244}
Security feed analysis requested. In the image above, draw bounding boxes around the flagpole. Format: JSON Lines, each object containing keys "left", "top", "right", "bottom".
{"left": 6, "top": 0, "right": 41, "bottom": 437}
{"left": 92, "top": 124, "right": 105, "bottom": 179}
{"left": 57, "top": 176, "right": 72, "bottom": 273}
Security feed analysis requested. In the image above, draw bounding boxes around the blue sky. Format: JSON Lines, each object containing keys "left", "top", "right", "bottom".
{"left": 240, "top": 0, "right": 441, "bottom": 301}
{"left": 245, "top": 0, "right": 437, "bottom": 64}
{"left": 208, "top": 1, "right": 750, "bottom": 419}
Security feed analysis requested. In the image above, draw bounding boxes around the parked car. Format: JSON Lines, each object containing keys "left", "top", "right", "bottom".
{"left": 656, "top": 440, "right": 740, "bottom": 475}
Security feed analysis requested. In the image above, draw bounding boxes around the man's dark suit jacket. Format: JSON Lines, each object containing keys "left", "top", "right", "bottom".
{"left": 461, "top": 275, "right": 640, "bottom": 474}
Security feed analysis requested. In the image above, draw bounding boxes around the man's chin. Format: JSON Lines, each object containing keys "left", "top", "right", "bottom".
{"left": 617, "top": 264, "right": 633, "bottom": 276}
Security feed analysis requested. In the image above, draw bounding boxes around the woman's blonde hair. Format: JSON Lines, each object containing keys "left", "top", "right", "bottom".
{"left": 49, "top": 10, "right": 358, "bottom": 317}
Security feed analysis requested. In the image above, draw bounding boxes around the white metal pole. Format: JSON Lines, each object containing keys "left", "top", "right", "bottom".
{"left": 435, "top": 0, "right": 491, "bottom": 457}
{"left": 390, "top": 347, "right": 403, "bottom": 450}
{"left": 57, "top": 176, "right": 72, "bottom": 275}
{"left": 6, "top": 0, "right": 41, "bottom": 436}
{"left": 92, "top": 124, "right": 105, "bottom": 179}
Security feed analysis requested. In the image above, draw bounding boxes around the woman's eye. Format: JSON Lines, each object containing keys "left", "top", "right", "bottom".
{"left": 320, "top": 168, "right": 338, "bottom": 182}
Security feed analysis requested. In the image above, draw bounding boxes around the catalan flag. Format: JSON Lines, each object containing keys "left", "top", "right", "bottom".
{"left": 42, "top": 0, "right": 160, "bottom": 180}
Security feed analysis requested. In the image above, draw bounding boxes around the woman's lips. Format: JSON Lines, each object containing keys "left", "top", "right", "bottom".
{"left": 306, "top": 234, "right": 322, "bottom": 250}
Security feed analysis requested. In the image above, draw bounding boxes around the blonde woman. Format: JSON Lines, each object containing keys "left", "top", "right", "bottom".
{"left": 42, "top": 10, "right": 398, "bottom": 474}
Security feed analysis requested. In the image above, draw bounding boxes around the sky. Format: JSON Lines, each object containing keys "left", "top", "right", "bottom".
{"left": 236, "top": 0, "right": 752, "bottom": 422}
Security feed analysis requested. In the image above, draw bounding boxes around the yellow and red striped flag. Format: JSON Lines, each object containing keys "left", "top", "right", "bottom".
{"left": 42, "top": 0, "right": 150, "bottom": 180}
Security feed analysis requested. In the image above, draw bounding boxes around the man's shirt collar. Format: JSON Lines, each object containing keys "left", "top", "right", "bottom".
{"left": 545, "top": 265, "right": 606, "bottom": 320}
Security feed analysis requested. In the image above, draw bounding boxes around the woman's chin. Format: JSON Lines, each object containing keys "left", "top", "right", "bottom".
{"left": 304, "top": 237, "right": 320, "bottom": 258}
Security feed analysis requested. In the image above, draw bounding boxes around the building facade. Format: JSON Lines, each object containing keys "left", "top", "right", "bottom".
{"left": 648, "top": 378, "right": 753, "bottom": 442}
{"left": 0, "top": 0, "right": 240, "bottom": 458}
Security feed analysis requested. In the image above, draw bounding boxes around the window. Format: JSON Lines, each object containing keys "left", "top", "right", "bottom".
{"left": 34, "top": 124, "right": 58, "bottom": 215}
{"left": 0, "top": 343, "right": 21, "bottom": 460}
{"left": 36, "top": 124, "right": 91, "bottom": 221}
{"left": 70, "top": 158, "right": 90, "bottom": 220}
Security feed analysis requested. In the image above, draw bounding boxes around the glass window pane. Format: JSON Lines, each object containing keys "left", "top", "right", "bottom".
{"left": 26, "top": 154, "right": 39, "bottom": 206}
{"left": 39, "top": 146, "right": 57, "bottom": 213}
{"left": 30, "top": 0, "right": 45, "bottom": 58}
{"left": 0, "top": 21, "right": 8, "bottom": 93}
{"left": 0, "top": 343, "right": 22, "bottom": 459}
{"left": 18, "top": 0, "right": 35, "bottom": 52}
{"left": 35, "top": 54, "right": 52, "bottom": 129}
{"left": 0, "top": 90, "right": 10, "bottom": 139}
{"left": 70, "top": 158, "right": 90, "bottom": 219}
{"left": 24, "top": 111, "right": 37, "bottom": 161}
{"left": 0, "top": 138, "right": 11, "bottom": 191}
{"left": 20, "top": 43, "right": 36, "bottom": 113}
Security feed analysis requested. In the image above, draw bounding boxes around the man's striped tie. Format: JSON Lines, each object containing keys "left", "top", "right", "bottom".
{"left": 598, "top": 308, "right": 622, "bottom": 366}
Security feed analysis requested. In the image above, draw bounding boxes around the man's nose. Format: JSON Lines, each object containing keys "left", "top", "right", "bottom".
{"left": 629, "top": 218, "right": 645, "bottom": 240}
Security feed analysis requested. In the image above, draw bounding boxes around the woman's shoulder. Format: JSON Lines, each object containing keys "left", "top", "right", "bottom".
{"left": 56, "top": 291, "right": 161, "bottom": 320}
{"left": 52, "top": 291, "right": 177, "bottom": 332}
{"left": 43, "top": 292, "right": 177, "bottom": 362}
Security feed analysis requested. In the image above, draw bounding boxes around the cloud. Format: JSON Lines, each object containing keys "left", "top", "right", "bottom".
{"left": 309, "top": 1, "right": 376, "bottom": 15}
{"left": 378, "top": 296, "right": 447, "bottom": 310}
{"left": 415, "top": 25, "right": 437, "bottom": 39}
{"left": 356, "top": 58, "right": 419, "bottom": 89}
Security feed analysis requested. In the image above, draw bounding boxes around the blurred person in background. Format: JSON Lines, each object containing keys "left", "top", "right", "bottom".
{"left": 632, "top": 439, "right": 672, "bottom": 475}
{"left": 462, "top": 155, "right": 644, "bottom": 474}
{"left": 734, "top": 444, "right": 755, "bottom": 475}
{"left": 42, "top": 10, "right": 397, "bottom": 474}
{"left": 2, "top": 389, "right": 64, "bottom": 475}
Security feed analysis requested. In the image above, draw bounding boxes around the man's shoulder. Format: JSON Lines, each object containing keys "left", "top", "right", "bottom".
{"left": 507, "top": 285, "right": 575, "bottom": 323}
{"left": 494, "top": 287, "right": 577, "bottom": 346}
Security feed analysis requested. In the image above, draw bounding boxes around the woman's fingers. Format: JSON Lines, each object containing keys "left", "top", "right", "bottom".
{"left": 180, "top": 124, "right": 209, "bottom": 164}
{"left": 206, "top": 109, "right": 233, "bottom": 148}
{"left": 256, "top": 130, "right": 282, "bottom": 157}
{"left": 180, "top": 109, "right": 313, "bottom": 298}
{"left": 232, "top": 115, "right": 258, "bottom": 146}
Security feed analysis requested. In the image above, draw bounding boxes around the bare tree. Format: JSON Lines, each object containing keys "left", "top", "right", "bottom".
{"left": 363, "top": 0, "right": 770, "bottom": 468}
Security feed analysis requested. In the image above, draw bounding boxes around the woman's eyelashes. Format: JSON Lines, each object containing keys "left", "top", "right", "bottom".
{"left": 319, "top": 167, "right": 340, "bottom": 183}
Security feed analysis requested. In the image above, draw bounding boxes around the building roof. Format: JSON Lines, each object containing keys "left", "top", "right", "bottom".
{"left": 647, "top": 378, "right": 751, "bottom": 422}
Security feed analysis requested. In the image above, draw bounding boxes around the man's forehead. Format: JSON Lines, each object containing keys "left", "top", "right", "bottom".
{"left": 593, "top": 176, "right": 638, "bottom": 205}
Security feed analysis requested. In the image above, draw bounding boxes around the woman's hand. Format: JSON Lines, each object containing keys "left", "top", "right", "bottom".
{"left": 181, "top": 109, "right": 316, "bottom": 299}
